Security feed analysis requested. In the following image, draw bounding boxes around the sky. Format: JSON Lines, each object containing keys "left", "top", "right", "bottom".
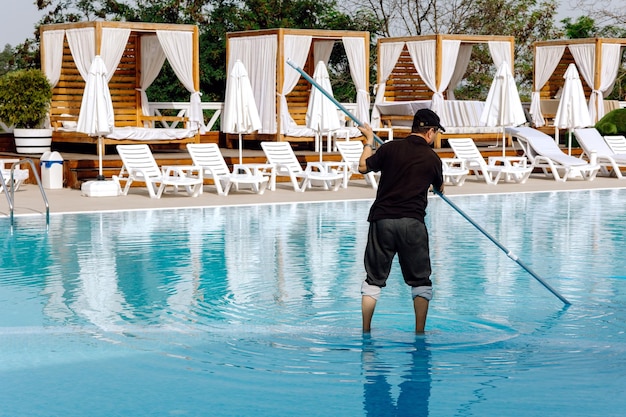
{"left": 1, "top": 0, "right": 583, "bottom": 49}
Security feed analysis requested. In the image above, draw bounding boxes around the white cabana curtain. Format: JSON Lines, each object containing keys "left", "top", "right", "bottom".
{"left": 313, "top": 40, "right": 335, "bottom": 66}
{"left": 446, "top": 44, "right": 473, "bottom": 100}
{"left": 570, "top": 43, "right": 622, "bottom": 122}
{"left": 370, "top": 41, "right": 404, "bottom": 127}
{"left": 156, "top": 30, "right": 204, "bottom": 132}
{"left": 406, "top": 39, "right": 460, "bottom": 125}
{"left": 100, "top": 28, "right": 131, "bottom": 82}
{"left": 66, "top": 28, "right": 96, "bottom": 80}
{"left": 280, "top": 35, "right": 312, "bottom": 133}
{"left": 599, "top": 44, "right": 622, "bottom": 99}
{"left": 488, "top": 41, "right": 512, "bottom": 70}
{"left": 66, "top": 28, "right": 129, "bottom": 84}
{"left": 342, "top": 36, "right": 370, "bottom": 124}
{"left": 69, "top": 27, "right": 129, "bottom": 134}
{"left": 228, "top": 35, "right": 277, "bottom": 134}
{"left": 568, "top": 43, "right": 596, "bottom": 121}
{"left": 529, "top": 45, "right": 565, "bottom": 127}
{"left": 42, "top": 29, "right": 65, "bottom": 87}
{"left": 139, "top": 35, "right": 167, "bottom": 117}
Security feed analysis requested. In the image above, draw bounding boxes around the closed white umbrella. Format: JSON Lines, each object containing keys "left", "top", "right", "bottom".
{"left": 306, "top": 61, "right": 341, "bottom": 162}
{"left": 554, "top": 63, "right": 592, "bottom": 155}
{"left": 222, "top": 60, "right": 262, "bottom": 165}
{"left": 77, "top": 55, "right": 114, "bottom": 179}
{"left": 480, "top": 62, "right": 527, "bottom": 157}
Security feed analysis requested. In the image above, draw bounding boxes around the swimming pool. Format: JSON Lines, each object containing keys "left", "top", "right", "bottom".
{"left": 1, "top": 189, "right": 625, "bottom": 416}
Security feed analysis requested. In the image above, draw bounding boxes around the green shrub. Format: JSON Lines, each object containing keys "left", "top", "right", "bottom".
{"left": 0, "top": 69, "right": 53, "bottom": 129}
{"left": 595, "top": 108, "right": 626, "bottom": 136}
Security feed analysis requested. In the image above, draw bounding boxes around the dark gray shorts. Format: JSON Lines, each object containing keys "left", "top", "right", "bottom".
{"left": 364, "top": 218, "right": 432, "bottom": 288}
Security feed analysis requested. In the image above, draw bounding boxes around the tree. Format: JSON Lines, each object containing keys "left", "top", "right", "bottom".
{"left": 202, "top": 0, "right": 382, "bottom": 102}
{"left": 573, "top": 0, "right": 626, "bottom": 36}
{"left": 457, "top": 0, "right": 562, "bottom": 100}
{"left": 0, "top": 45, "right": 16, "bottom": 76}
{"left": 33, "top": 0, "right": 381, "bottom": 103}
{"left": 562, "top": 16, "right": 599, "bottom": 38}
{"left": 347, "top": 0, "right": 561, "bottom": 100}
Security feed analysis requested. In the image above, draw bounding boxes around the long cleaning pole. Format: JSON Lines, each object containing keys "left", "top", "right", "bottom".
{"left": 432, "top": 189, "right": 570, "bottom": 305}
{"left": 288, "top": 58, "right": 569, "bottom": 305}
{"left": 286, "top": 59, "right": 383, "bottom": 145}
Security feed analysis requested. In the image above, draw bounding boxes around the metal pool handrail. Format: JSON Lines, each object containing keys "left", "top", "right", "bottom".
{"left": 0, "top": 158, "right": 49, "bottom": 228}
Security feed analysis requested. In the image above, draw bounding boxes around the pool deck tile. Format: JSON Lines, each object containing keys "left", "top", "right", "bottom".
{"left": 3, "top": 175, "right": 626, "bottom": 216}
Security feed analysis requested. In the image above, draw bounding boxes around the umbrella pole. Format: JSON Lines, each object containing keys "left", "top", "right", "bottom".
{"left": 554, "top": 127, "right": 560, "bottom": 146}
{"left": 286, "top": 59, "right": 383, "bottom": 146}
{"left": 568, "top": 128, "right": 572, "bottom": 156}
{"left": 97, "top": 136, "right": 105, "bottom": 181}
{"left": 433, "top": 189, "right": 571, "bottom": 306}
{"left": 238, "top": 133, "right": 243, "bottom": 165}
{"left": 318, "top": 127, "right": 323, "bottom": 163}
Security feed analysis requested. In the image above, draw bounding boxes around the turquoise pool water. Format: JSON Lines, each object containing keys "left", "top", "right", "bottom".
{"left": 1, "top": 189, "right": 625, "bottom": 416}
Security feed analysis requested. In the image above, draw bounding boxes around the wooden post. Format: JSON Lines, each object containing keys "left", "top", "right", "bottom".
{"left": 593, "top": 38, "right": 603, "bottom": 123}
{"left": 276, "top": 29, "right": 285, "bottom": 142}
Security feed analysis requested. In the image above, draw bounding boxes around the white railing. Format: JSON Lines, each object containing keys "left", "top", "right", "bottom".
{"left": 0, "top": 121, "right": 11, "bottom": 133}
{"left": 148, "top": 101, "right": 361, "bottom": 131}
{"left": 148, "top": 101, "right": 224, "bottom": 131}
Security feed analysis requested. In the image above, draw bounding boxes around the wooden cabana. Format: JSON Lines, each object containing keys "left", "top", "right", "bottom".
{"left": 40, "top": 21, "right": 203, "bottom": 150}
{"left": 373, "top": 34, "right": 516, "bottom": 148}
{"left": 530, "top": 38, "right": 626, "bottom": 128}
{"left": 225, "top": 28, "right": 370, "bottom": 145}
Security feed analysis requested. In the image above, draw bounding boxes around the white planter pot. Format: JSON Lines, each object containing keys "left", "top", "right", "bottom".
{"left": 14, "top": 128, "right": 53, "bottom": 154}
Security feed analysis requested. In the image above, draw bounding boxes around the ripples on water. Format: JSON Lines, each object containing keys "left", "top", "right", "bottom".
{"left": 1, "top": 190, "right": 625, "bottom": 416}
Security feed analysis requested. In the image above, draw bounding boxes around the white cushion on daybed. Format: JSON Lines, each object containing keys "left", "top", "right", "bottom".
{"left": 377, "top": 99, "right": 503, "bottom": 133}
{"left": 54, "top": 124, "right": 197, "bottom": 140}
{"left": 106, "top": 127, "right": 197, "bottom": 140}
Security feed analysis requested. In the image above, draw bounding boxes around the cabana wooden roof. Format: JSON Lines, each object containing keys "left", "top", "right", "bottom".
{"left": 40, "top": 21, "right": 201, "bottom": 148}
{"left": 226, "top": 28, "right": 370, "bottom": 144}
{"left": 531, "top": 37, "right": 626, "bottom": 126}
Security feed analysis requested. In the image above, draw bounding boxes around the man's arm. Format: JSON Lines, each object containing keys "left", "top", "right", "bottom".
{"left": 433, "top": 159, "right": 445, "bottom": 194}
{"left": 358, "top": 124, "right": 376, "bottom": 174}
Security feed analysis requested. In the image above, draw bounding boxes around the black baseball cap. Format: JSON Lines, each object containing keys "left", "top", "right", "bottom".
{"left": 412, "top": 108, "right": 445, "bottom": 132}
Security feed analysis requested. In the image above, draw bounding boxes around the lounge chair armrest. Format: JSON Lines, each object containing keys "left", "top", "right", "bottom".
{"left": 441, "top": 158, "right": 467, "bottom": 170}
{"left": 488, "top": 156, "right": 529, "bottom": 168}
{"left": 162, "top": 165, "right": 202, "bottom": 179}
{"left": 232, "top": 164, "right": 255, "bottom": 176}
{"left": 305, "top": 162, "right": 328, "bottom": 173}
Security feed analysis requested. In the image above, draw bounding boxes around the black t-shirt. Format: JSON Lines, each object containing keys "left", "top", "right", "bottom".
{"left": 365, "top": 134, "right": 443, "bottom": 223}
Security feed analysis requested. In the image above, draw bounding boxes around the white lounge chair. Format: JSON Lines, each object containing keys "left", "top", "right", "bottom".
{"left": 447, "top": 138, "right": 532, "bottom": 185}
{"left": 186, "top": 143, "right": 269, "bottom": 195}
{"left": 114, "top": 144, "right": 203, "bottom": 198}
{"left": 506, "top": 126, "right": 599, "bottom": 182}
{"left": 335, "top": 140, "right": 379, "bottom": 189}
{"left": 573, "top": 128, "right": 626, "bottom": 179}
{"left": 603, "top": 135, "right": 626, "bottom": 155}
{"left": 0, "top": 159, "right": 30, "bottom": 192}
{"left": 260, "top": 142, "right": 343, "bottom": 192}
{"left": 441, "top": 158, "right": 469, "bottom": 186}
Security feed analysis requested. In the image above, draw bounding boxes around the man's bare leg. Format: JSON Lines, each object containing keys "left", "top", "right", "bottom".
{"left": 413, "top": 296, "right": 429, "bottom": 333}
{"left": 362, "top": 295, "right": 377, "bottom": 332}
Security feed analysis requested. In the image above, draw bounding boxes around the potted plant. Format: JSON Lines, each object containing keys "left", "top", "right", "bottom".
{"left": 0, "top": 68, "right": 53, "bottom": 154}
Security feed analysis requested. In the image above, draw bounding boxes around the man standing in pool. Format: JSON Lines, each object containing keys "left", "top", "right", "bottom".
{"left": 357, "top": 108, "right": 444, "bottom": 333}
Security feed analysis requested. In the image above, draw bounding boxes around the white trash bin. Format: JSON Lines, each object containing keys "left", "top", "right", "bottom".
{"left": 40, "top": 151, "right": 64, "bottom": 189}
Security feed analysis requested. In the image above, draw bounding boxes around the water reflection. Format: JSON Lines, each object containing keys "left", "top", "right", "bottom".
{"left": 1, "top": 201, "right": 369, "bottom": 330}
{"left": 362, "top": 336, "right": 431, "bottom": 416}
